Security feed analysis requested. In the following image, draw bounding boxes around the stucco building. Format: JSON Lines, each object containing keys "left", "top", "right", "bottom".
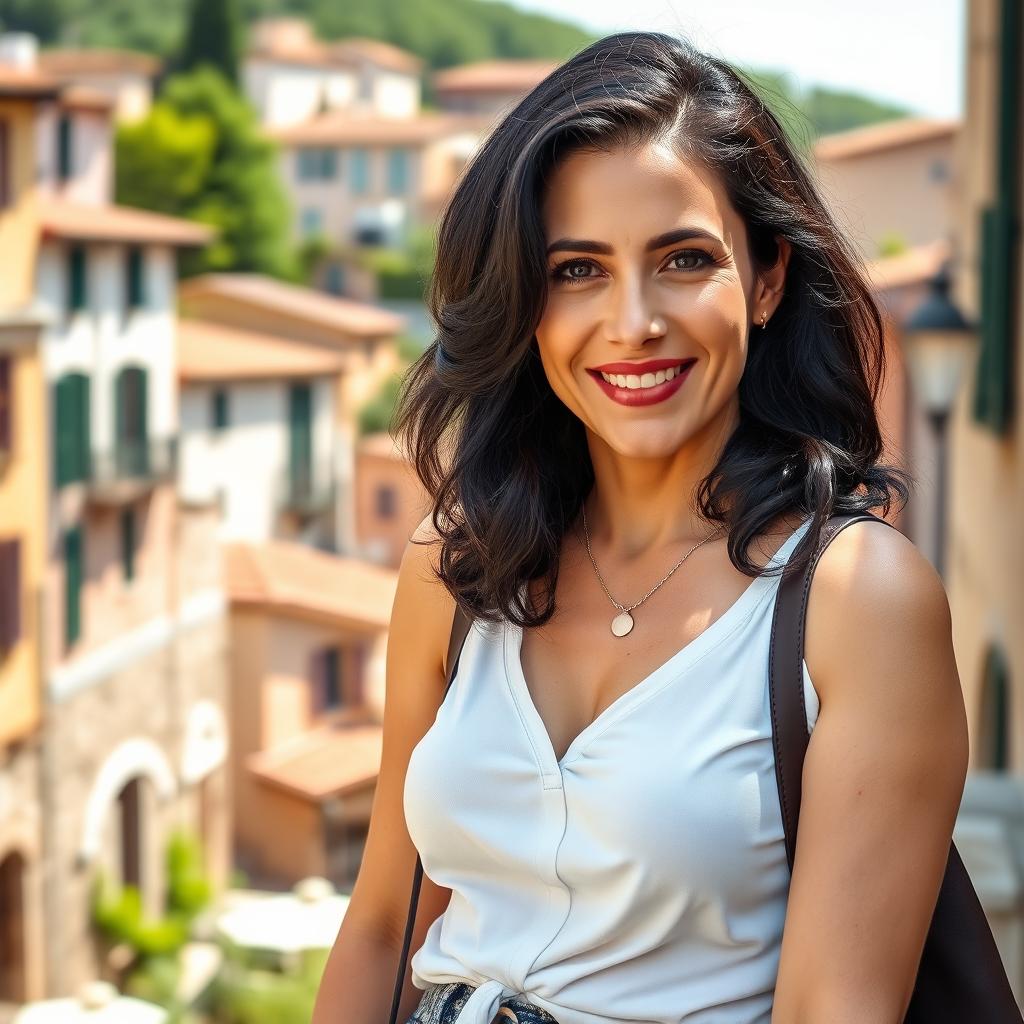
{"left": 0, "top": 62, "right": 56, "bottom": 1013}
{"left": 222, "top": 541, "right": 397, "bottom": 890}
{"left": 0, "top": 34, "right": 234, "bottom": 1000}
{"left": 243, "top": 18, "right": 423, "bottom": 128}
{"left": 177, "top": 273, "right": 404, "bottom": 555}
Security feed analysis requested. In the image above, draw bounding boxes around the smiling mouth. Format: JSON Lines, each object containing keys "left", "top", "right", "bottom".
{"left": 588, "top": 360, "right": 696, "bottom": 390}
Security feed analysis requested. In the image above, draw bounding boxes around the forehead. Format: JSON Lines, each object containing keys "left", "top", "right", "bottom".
{"left": 540, "top": 141, "right": 743, "bottom": 247}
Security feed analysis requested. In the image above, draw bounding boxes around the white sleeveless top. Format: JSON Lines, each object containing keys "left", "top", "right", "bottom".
{"left": 404, "top": 516, "right": 819, "bottom": 1024}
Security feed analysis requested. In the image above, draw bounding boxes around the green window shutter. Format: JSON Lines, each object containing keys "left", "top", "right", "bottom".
{"left": 288, "top": 382, "right": 313, "bottom": 499}
{"left": 971, "top": 0, "right": 1021, "bottom": 434}
{"left": 57, "top": 114, "right": 73, "bottom": 181}
{"left": 55, "top": 373, "right": 91, "bottom": 486}
{"left": 212, "top": 388, "right": 229, "bottom": 431}
{"left": 979, "top": 645, "right": 1012, "bottom": 771}
{"left": 67, "top": 246, "right": 87, "bottom": 313}
{"left": 120, "top": 508, "right": 135, "bottom": 582}
{"left": 115, "top": 366, "right": 148, "bottom": 476}
{"left": 64, "top": 525, "right": 83, "bottom": 647}
{"left": 126, "top": 247, "right": 145, "bottom": 310}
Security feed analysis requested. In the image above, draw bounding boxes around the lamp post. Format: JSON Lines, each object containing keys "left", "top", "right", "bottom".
{"left": 902, "top": 260, "right": 978, "bottom": 580}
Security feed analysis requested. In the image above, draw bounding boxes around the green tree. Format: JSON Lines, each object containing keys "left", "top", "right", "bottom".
{"left": 115, "top": 66, "right": 297, "bottom": 279}
{"left": 176, "top": 0, "right": 242, "bottom": 84}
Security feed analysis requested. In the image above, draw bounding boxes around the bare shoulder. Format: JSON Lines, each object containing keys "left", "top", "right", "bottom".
{"left": 804, "top": 515, "right": 957, "bottom": 712}
{"left": 773, "top": 515, "right": 969, "bottom": 1016}
{"left": 397, "top": 512, "right": 457, "bottom": 683}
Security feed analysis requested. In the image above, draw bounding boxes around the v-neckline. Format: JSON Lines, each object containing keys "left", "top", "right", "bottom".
{"left": 504, "top": 516, "right": 812, "bottom": 774}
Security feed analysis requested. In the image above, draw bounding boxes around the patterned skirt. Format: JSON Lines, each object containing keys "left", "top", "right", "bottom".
{"left": 407, "top": 981, "right": 560, "bottom": 1023}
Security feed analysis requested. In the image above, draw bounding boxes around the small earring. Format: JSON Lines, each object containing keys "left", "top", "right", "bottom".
{"left": 760, "top": 311, "right": 768, "bottom": 328}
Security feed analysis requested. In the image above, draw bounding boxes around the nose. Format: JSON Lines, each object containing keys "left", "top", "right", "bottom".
{"left": 604, "top": 274, "right": 666, "bottom": 347}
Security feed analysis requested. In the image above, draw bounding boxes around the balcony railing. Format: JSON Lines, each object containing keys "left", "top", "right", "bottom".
{"left": 87, "top": 436, "right": 178, "bottom": 504}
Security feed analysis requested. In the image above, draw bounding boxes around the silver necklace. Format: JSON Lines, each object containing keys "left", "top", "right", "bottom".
{"left": 580, "top": 502, "right": 724, "bottom": 637}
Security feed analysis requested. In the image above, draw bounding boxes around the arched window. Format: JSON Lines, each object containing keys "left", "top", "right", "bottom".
{"left": 114, "top": 365, "right": 148, "bottom": 477}
{"left": 0, "top": 851, "right": 26, "bottom": 1002}
{"left": 978, "top": 644, "right": 1012, "bottom": 772}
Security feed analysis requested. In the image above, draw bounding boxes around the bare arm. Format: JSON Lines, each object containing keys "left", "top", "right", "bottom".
{"left": 770, "top": 521, "right": 969, "bottom": 1023}
{"left": 312, "top": 516, "right": 457, "bottom": 1024}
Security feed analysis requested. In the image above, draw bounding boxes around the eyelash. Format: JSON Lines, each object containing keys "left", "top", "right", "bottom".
{"left": 549, "top": 249, "right": 718, "bottom": 286}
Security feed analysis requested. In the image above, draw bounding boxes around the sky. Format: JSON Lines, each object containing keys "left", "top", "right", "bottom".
{"left": 501, "top": 0, "right": 965, "bottom": 119}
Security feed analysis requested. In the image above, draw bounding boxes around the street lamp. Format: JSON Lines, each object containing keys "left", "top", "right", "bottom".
{"left": 902, "top": 259, "right": 978, "bottom": 579}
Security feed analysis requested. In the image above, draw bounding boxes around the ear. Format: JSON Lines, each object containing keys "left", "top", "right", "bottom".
{"left": 752, "top": 236, "right": 792, "bottom": 328}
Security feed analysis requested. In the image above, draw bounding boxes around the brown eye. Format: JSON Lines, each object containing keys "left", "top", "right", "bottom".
{"left": 670, "top": 250, "right": 714, "bottom": 271}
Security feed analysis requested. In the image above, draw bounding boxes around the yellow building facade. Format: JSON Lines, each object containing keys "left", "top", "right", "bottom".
{"left": 0, "top": 72, "right": 57, "bottom": 1008}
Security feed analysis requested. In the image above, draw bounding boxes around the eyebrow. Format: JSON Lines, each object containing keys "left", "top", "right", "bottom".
{"left": 545, "top": 226, "right": 724, "bottom": 257}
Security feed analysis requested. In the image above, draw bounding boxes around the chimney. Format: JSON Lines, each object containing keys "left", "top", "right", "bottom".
{"left": 249, "top": 18, "right": 314, "bottom": 54}
{"left": 0, "top": 33, "right": 39, "bottom": 70}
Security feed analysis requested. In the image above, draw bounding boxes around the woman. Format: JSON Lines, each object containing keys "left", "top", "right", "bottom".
{"left": 312, "top": 31, "right": 968, "bottom": 1024}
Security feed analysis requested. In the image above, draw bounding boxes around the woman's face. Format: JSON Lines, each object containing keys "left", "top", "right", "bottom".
{"left": 535, "top": 141, "right": 788, "bottom": 462}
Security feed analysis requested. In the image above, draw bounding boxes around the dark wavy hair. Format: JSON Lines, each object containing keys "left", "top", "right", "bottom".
{"left": 392, "top": 30, "right": 914, "bottom": 629}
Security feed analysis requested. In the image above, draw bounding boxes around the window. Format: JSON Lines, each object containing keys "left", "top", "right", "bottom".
{"left": 325, "top": 263, "right": 345, "bottom": 295}
{"left": 288, "top": 382, "right": 313, "bottom": 499}
{"left": 57, "top": 114, "right": 73, "bottom": 182}
{"left": 0, "top": 538, "right": 20, "bottom": 652}
{"left": 0, "top": 356, "right": 11, "bottom": 460}
{"left": 211, "top": 388, "right": 229, "bottom": 432}
{"left": 54, "top": 372, "right": 90, "bottom": 487}
{"left": 125, "top": 247, "right": 145, "bottom": 313}
{"left": 300, "top": 206, "right": 323, "bottom": 238}
{"left": 928, "top": 159, "right": 949, "bottom": 184}
{"left": 63, "top": 525, "right": 83, "bottom": 648}
{"left": 375, "top": 484, "right": 396, "bottom": 519}
{"left": 67, "top": 246, "right": 88, "bottom": 314}
{"left": 297, "top": 147, "right": 337, "bottom": 181}
{"left": 978, "top": 644, "right": 1012, "bottom": 772}
{"left": 349, "top": 148, "right": 370, "bottom": 195}
{"left": 310, "top": 646, "right": 363, "bottom": 713}
{"left": 120, "top": 507, "right": 135, "bottom": 583}
{"left": 0, "top": 119, "right": 9, "bottom": 210}
{"left": 114, "top": 366, "right": 148, "bottom": 477}
{"left": 386, "top": 148, "right": 408, "bottom": 196}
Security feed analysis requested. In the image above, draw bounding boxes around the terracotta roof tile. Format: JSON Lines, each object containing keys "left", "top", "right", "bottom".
{"left": 0, "top": 67, "right": 61, "bottom": 98}
{"left": 38, "top": 48, "right": 160, "bottom": 77}
{"left": 248, "top": 720, "right": 383, "bottom": 800}
{"left": 356, "top": 431, "right": 406, "bottom": 460}
{"left": 268, "top": 109, "right": 468, "bottom": 146}
{"left": 59, "top": 84, "right": 115, "bottom": 111}
{"left": 327, "top": 37, "right": 423, "bottom": 75}
{"left": 814, "top": 117, "right": 958, "bottom": 162}
{"left": 40, "top": 199, "right": 214, "bottom": 245}
{"left": 432, "top": 59, "right": 559, "bottom": 93}
{"left": 223, "top": 541, "right": 398, "bottom": 628}
{"left": 177, "top": 319, "right": 349, "bottom": 381}
{"left": 179, "top": 273, "right": 405, "bottom": 338}
{"left": 864, "top": 238, "right": 951, "bottom": 291}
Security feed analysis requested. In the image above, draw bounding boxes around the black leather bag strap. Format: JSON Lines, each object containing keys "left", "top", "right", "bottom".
{"left": 768, "top": 511, "right": 896, "bottom": 869}
{"left": 388, "top": 604, "right": 474, "bottom": 1024}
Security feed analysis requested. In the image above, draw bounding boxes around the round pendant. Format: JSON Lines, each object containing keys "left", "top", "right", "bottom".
{"left": 611, "top": 611, "right": 634, "bottom": 637}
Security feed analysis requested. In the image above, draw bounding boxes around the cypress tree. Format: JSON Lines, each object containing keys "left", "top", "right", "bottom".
{"left": 177, "top": 0, "right": 242, "bottom": 86}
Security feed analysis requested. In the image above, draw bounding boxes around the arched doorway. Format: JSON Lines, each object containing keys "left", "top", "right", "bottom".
{"left": 0, "top": 851, "right": 27, "bottom": 1003}
{"left": 978, "top": 644, "right": 1012, "bottom": 772}
{"left": 116, "top": 778, "right": 143, "bottom": 890}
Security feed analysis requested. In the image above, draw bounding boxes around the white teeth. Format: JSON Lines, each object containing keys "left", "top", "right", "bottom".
{"left": 600, "top": 363, "right": 688, "bottom": 389}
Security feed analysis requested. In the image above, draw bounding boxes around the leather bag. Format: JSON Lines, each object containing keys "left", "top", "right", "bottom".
{"left": 390, "top": 510, "right": 1022, "bottom": 1023}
